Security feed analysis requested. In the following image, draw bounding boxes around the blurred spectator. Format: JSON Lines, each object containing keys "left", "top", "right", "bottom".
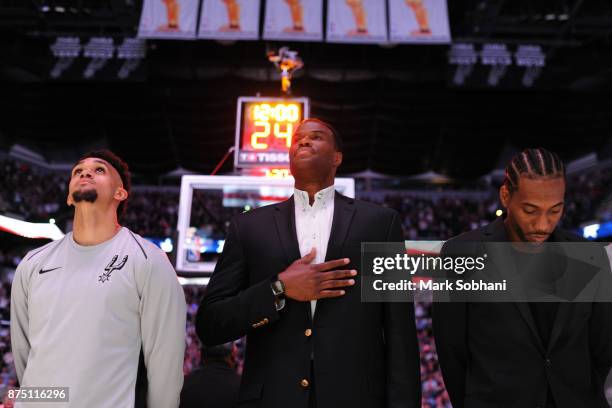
{"left": 562, "top": 167, "right": 612, "bottom": 229}
{"left": 0, "top": 159, "right": 66, "bottom": 223}
{"left": 179, "top": 343, "right": 240, "bottom": 408}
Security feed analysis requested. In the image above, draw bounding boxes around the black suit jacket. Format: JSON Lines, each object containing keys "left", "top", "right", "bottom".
{"left": 432, "top": 217, "right": 612, "bottom": 408}
{"left": 197, "top": 192, "right": 421, "bottom": 408}
{"left": 180, "top": 362, "right": 241, "bottom": 408}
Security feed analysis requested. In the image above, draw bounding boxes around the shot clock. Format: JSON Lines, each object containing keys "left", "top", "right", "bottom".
{"left": 234, "top": 97, "right": 309, "bottom": 168}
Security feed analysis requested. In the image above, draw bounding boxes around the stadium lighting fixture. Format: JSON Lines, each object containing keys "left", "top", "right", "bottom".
{"left": 515, "top": 45, "right": 545, "bottom": 87}
{"left": 117, "top": 38, "right": 147, "bottom": 79}
{"left": 448, "top": 43, "right": 477, "bottom": 86}
{"left": 83, "top": 37, "right": 115, "bottom": 79}
{"left": 480, "top": 43, "right": 512, "bottom": 87}
{"left": 49, "top": 37, "right": 81, "bottom": 78}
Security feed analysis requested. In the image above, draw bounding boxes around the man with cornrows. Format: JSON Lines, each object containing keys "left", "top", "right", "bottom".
{"left": 433, "top": 148, "right": 612, "bottom": 408}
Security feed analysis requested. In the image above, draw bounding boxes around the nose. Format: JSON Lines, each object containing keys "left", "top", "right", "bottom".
{"left": 533, "top": 214, "right": 553, "bottom": 234}
{"left": 298, "top": 137, "right": 311, "bottom": 147}
{"left": 79, "top": 169, "right": 93, "bottom": 179}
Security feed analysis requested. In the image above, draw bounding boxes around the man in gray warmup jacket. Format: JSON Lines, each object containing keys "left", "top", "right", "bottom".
{"left": 10, "top": 150, "right": 186, "bottom": 408}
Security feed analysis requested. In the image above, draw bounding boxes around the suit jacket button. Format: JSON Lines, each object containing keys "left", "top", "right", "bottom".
{"left": 304, "top": 329, "right": 312, "bottom": 337}
{"left": 300, "top": 379, "right": 309, "bottom": 388}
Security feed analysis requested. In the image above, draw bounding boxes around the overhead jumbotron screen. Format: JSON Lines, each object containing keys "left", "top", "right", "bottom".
{"left": 234, "top": 97, "right": 309, "bottom": 168}
{"left": 176, "top": 175, "right": 354, "bottom": 274}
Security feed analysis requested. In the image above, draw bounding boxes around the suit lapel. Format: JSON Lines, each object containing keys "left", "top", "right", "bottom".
{"left": 547, "top": 304, "right": 570, "bottom": 354}
{"left": 546, "top": 231, "right": 576, "bottom": 353}
{"left": 274, "top": 193, "right": 356, "bottom": 264}
{"left": 313, "top": 193, "right": 356, "bottom": 323}
{"left": 485, "top": 242, "right": 546, "bottom": 353}
{"left": 273, "top": 196, "right": 302, "bottom": 266}
{"left": 546, "top": 249, "right": 599, "bottom": 352}
{"left": 324, "top": 193, "right": 356, "bottom": 262}
{"left": 483, "top": 219, "right": 546, "bottom": 353}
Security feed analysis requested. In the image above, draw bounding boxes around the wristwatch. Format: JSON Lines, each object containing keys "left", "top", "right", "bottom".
{"left": 271, "top": 278, "right": 286, "bottom": 311}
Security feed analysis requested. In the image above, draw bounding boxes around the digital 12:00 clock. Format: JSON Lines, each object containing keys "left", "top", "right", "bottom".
{"left": 234, "top": 97, "right": 309, "bottom": 168}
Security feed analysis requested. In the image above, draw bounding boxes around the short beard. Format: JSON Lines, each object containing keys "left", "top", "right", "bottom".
{"left": 72, "top": 189, "right": 98, "bottom": 203}
{"left": 511, "top": 217, "right": 528, "bottom": 243}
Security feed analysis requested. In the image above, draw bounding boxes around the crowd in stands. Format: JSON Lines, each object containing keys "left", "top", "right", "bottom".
{"left": 123, "top": 191, "right": 179, "bottom": 238}
{"left": 380, "top": 195, "right": 498, "bottom": 241}
{"left": 3, "top": 157, "right": 611, "bottom": 240}
{"left": 0, "top": 156, "right": 611, "bottom": 407}
{"left": 416, "top": 302, "right": 451, "bottom": 408}
{"left": 0, "top": 160, "right": 66, "bottom": 223}
{"left": 183, "top": 285, "right": 205, "bottom": 375}
{"left": 562, "top": 166, "right": 612, "bottom": 229}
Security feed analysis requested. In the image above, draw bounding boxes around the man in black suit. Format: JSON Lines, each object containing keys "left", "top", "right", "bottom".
{"left": 197, "top": 118, "right": 421, "bottom": 408}
{"left": 180, "top": 343, "right": 241, "bottom": 408}
{"left": 433, "top": 148, "right": 612, "bottom": 408}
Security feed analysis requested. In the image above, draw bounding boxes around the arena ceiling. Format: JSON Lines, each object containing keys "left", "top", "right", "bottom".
{"left": 0, "top": 0, "right": 611, "bottom": 177}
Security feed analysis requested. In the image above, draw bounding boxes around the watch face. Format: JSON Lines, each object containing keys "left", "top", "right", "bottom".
{"left": 272, "top": 280, "right": 285, "bottom": 295}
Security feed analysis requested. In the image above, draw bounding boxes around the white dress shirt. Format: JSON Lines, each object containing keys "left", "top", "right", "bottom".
{"left": 294, "top": 184, "right": 335, "bottom": 317}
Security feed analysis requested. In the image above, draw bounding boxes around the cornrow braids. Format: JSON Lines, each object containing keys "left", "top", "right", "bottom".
{"left": 503, "top": 148, "right": 565, "bottom": 193}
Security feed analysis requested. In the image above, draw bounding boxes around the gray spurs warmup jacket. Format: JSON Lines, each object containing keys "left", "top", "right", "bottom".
{"left": 10, "top": 227, "right": 187, "bottom": 408}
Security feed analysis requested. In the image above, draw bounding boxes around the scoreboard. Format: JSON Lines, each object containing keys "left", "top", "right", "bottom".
{"left": 234, "top": 96, "right": 309, "bottom": 169}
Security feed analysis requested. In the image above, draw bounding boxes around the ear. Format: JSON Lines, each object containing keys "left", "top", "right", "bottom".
{"left": 67, "top": 193, "right": 73, "bottom": 207}
{"left": 333, "top": 151, "right": 343, "bottom": 168}
{"left": 114, "top": 187, "right": 128, "bottom": 203}
{"left": 499, "top": 185, "right": 511, "bottom": 208}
